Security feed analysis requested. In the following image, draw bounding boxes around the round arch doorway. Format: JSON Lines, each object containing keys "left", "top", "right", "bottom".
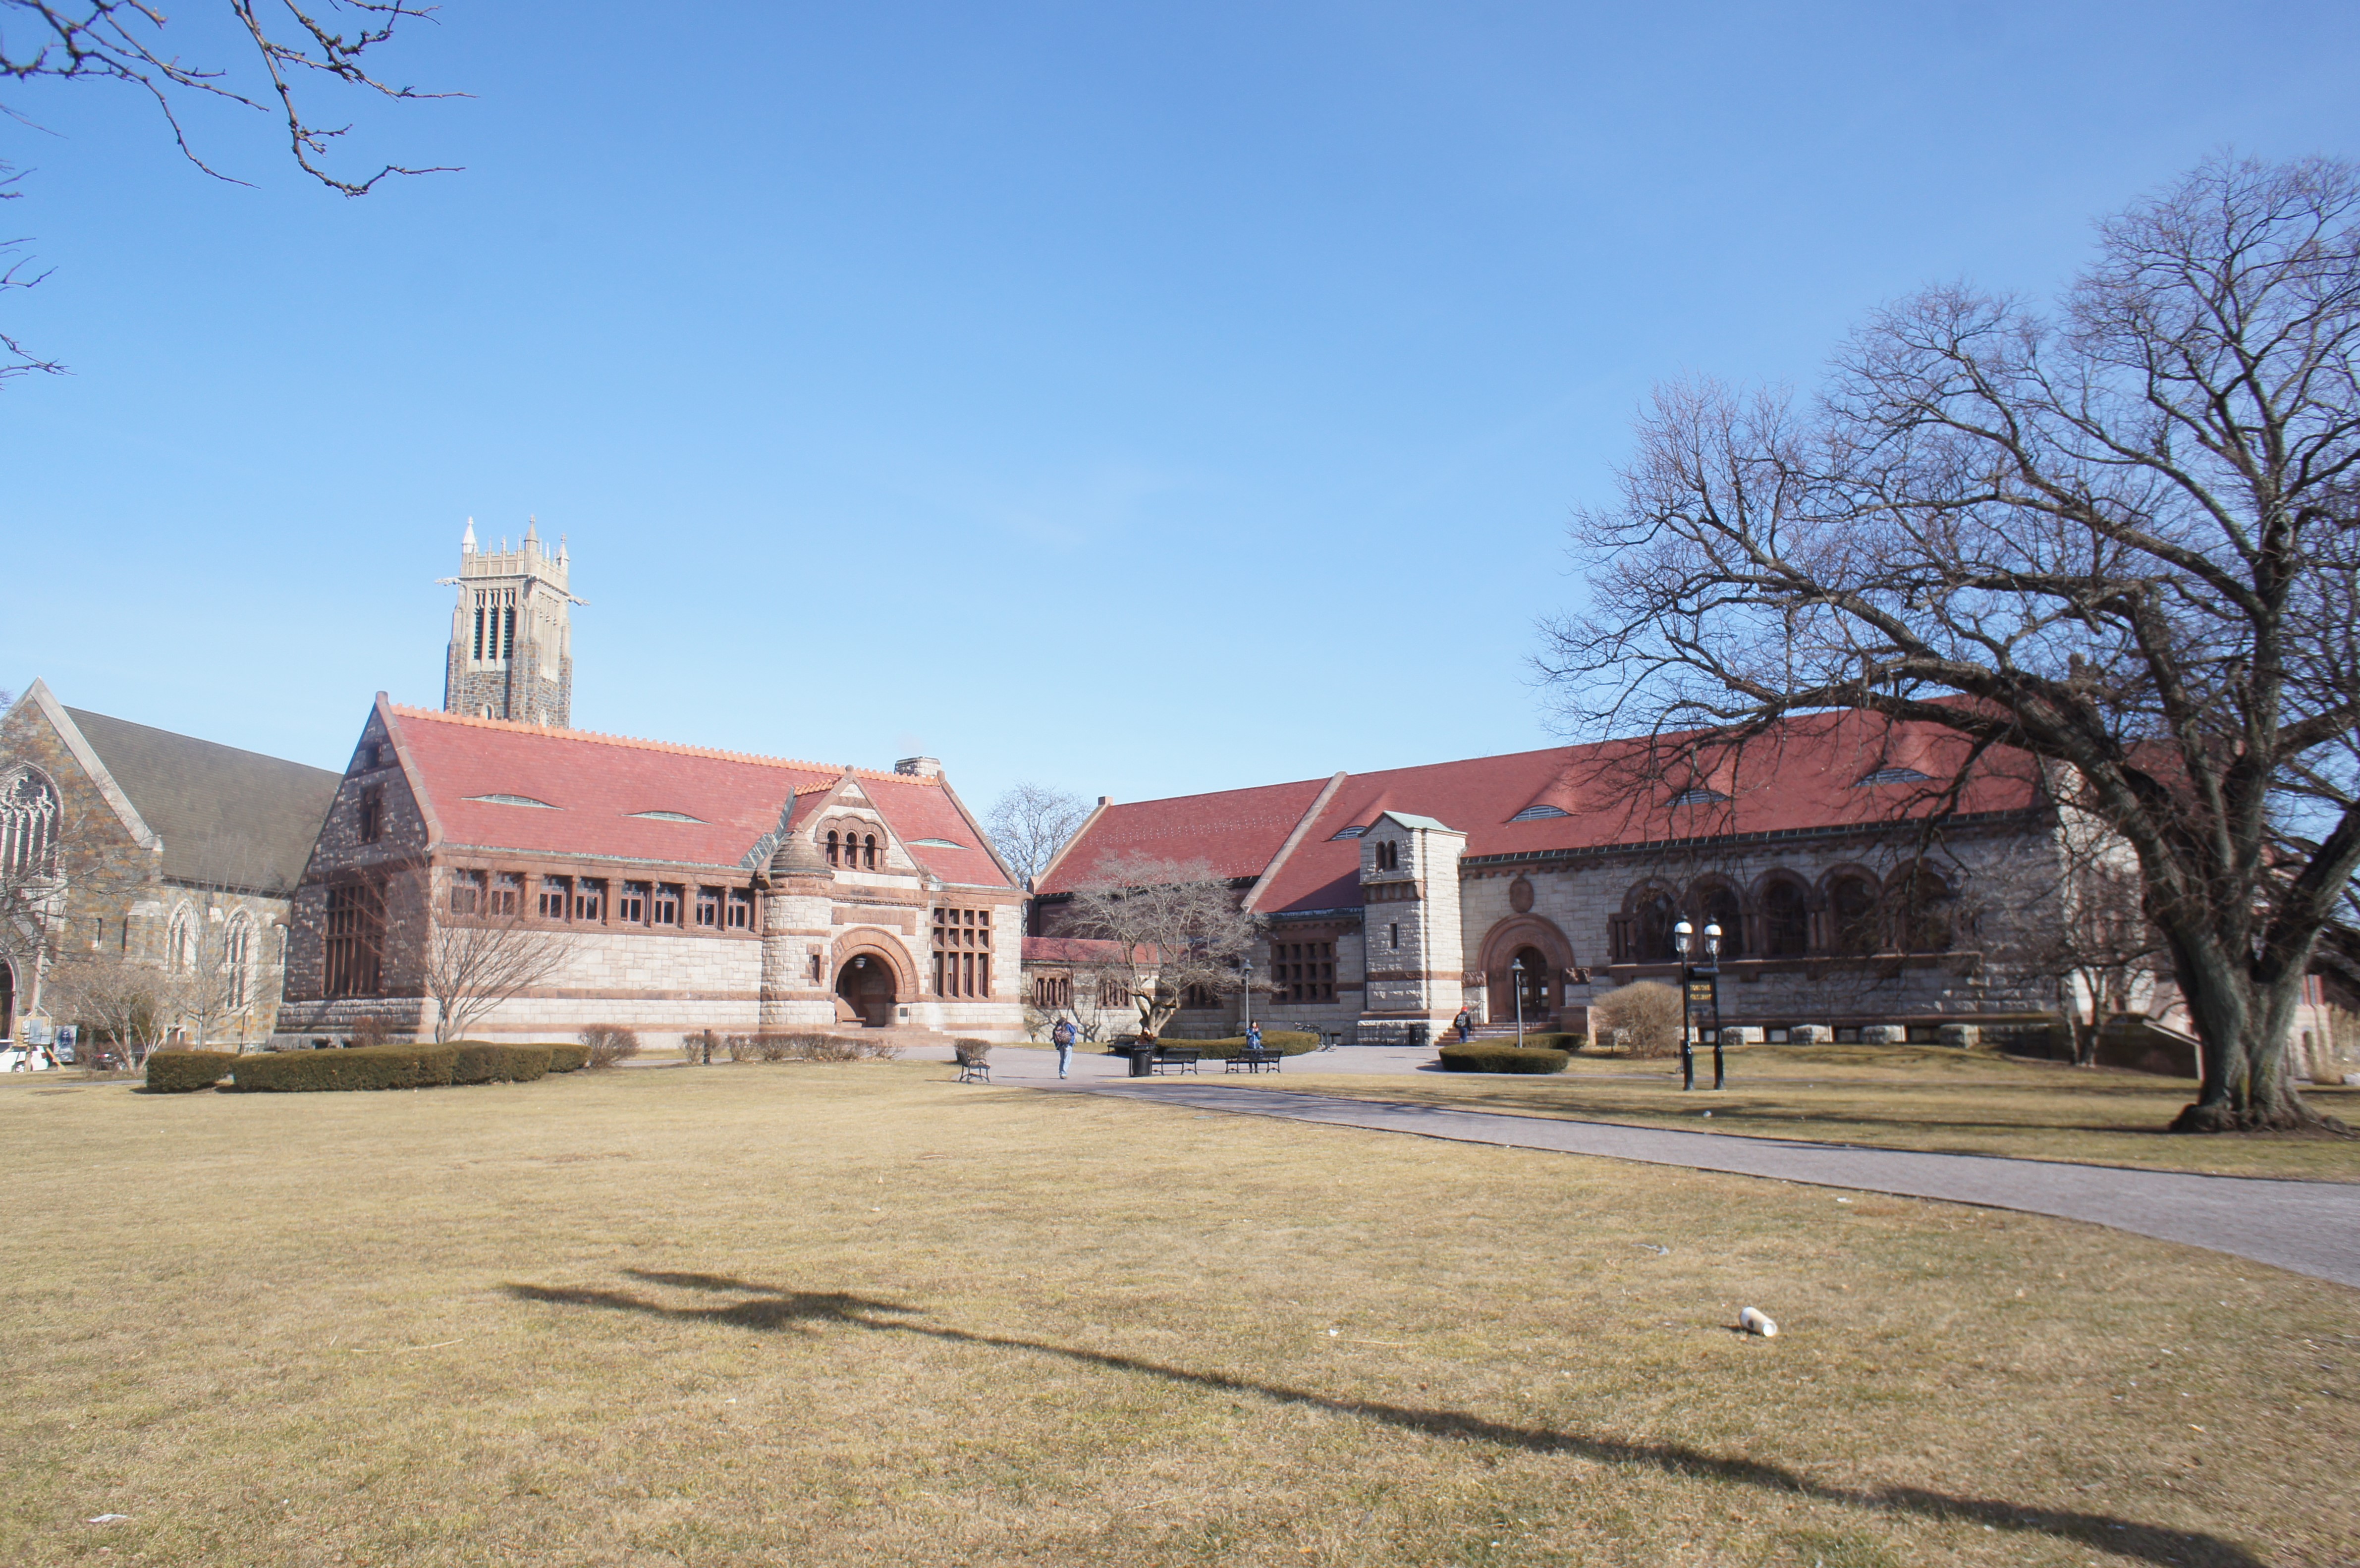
{"left": 835, "top": 953, "right": 896, "bottom": 1028}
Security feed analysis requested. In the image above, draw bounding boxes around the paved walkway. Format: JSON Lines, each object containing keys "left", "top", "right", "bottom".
{"left": 1040, "top": 1079, "right": 2360, "bottom": 1290}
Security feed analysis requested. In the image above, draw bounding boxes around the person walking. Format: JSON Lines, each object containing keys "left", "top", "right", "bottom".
{"left": 1051, "top": 1017, "right": 1076, "bottom": 1079}
{"left": 1453, "top": 1006, "right": 1474, "bottom": 1043}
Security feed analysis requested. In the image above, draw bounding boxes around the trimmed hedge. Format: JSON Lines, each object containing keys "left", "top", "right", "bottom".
{"left": 545, "top": 1042, "right": 591, "bottom": 1073}
{"left": 231, "top": 1043, "right": 458, "bottom": 1093}
{"left": 146, "top": 1050, "right": 239, "bottom": 1093}
{"left": 1452, "top": 1030, "right": 1583, "bottom": 1053}
{"left": 1439, "top": 1043, "right": 1571, "bottom": 1075}
{"left": 449, "top": 1042, "right": 554, "bottom": 1084}
{"left": 1151, "top": 1031, "right": 1319, "bottom": 1059}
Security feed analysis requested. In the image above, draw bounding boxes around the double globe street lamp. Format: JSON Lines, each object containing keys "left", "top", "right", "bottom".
{"left": 1672, "top": 918, "right": 1725, "bottom": 1091}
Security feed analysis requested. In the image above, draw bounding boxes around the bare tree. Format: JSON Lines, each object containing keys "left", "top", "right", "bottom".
{"left": 1590, "top": 980, "right": 1683, "bottom": 1058}
{"left": 422, "top": 912, "right": 566, "bottom": 1044}
{"left": 1061, "top": 852, "right": 1258, "bottom": 1042}
{"left": 1541, "top": 155, "right": 2360, "bottom": 1133}
{"left": 48, "top": 952, "right": 170, "bottom": 1069}
{"left": 985, "top": 784, "right": 1091, "bottom": 889}
{"left": 1971, "top": 809, "right": 2171, "bottom": 1066}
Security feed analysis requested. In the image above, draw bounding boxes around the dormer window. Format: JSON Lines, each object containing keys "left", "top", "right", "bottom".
{"left": 1856, "top": 767, "right": 1931, "bottom": 787}
{"left": 1669, "top": 788, "right": 1729, "bottom": 807}
{"left": 1510, "top": 804, "right": 1570, "bottom": 822}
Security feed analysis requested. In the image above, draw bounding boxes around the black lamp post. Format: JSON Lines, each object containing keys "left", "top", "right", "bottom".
{"left": 1673, "top": 919, "right": 1726, "bottom": 1091}
{"left": 1512, "top": 954, "right": 1529, "bottom": 1047}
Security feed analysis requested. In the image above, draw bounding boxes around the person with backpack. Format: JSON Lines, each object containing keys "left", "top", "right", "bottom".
{"left": 1051, "top": 1017, "right": 1076, "bottom": 1079}
{"left": 1246, "top": 1021, "right": 1263, "bottom": 1058}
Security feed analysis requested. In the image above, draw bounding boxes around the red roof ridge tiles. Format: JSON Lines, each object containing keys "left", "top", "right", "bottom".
{"left": 385, "top": 704, "right": 937, "bottom": 785}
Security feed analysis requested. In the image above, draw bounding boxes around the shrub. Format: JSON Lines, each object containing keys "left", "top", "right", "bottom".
{"left": 1461, "top": 1030, "right": 1582, "bottom": 1052}
{"left": 720, "top": 1032, "right": 901, "bottom": 1062}
{"left": 545, "top": 1042, "right": 591, "bottom": 1073}
{"left": 449, "top": 1042, "right": 554, "bottom": 1083}
{"left": 953, "top": 1038, "right": 991, "bottom": 1066}
{"left": 580, "top": 1025, "right": 641, "bottom": 1069}
{"left": 231, "top": 1043, "right": 459, "bottom": 1092}
{"left": 1179, "top": 1031, "right": 1318, "bottom": 1059}
{"left": 1439, "top": 1044, "right": 1571, "bottom": 1074}
{"left": 1590, "top": 981, "right": 1684, "bottom": 1058}
{"left": 145, "top": 1050, "right": 239, "bottom": 1093}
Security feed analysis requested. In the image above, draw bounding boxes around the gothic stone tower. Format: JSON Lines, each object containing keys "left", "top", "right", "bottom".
{"left": 441, "top": 519, "right": 576, "bottom": 728}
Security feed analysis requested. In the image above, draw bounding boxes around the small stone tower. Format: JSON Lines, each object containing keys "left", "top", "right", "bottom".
{"left": 441, "top": 518, "right": 576, "bottom": 727}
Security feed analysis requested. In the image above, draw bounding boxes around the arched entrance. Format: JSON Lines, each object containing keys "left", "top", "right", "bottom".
{"left": 835, "top": 953, "right": 896, "bottom": 1028}
{"left": 1478, "top": 914, "right": 1577, "bottom": 1027}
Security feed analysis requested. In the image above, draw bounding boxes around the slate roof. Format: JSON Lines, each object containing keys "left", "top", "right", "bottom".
{"left": 1043, "top": 712, "right": 2047, "bottom": 917}
{"left": 64, "top": 707, "right": 342, "bottom": 895}
{"left": 383, "top": 705, "right": 1013, "bottom": 888}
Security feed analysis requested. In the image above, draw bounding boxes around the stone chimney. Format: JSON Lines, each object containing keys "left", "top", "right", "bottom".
{"left": 894, "top": 756, "right": 943, "bottom": 778}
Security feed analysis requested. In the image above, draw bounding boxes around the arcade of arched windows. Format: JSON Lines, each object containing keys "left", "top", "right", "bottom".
{"left": 1607, "top": 863, "right": 1960, "bottom": 964}
{"left": 822, "top": 819, "right": 883, "bottom": 871}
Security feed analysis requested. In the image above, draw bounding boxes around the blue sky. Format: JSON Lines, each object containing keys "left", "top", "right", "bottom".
{"left": 5, "top": 2, "right": 2357, "bottom": 813}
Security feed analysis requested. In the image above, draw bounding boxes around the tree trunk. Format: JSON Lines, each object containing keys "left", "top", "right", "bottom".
{"left": 2165, "top": 928, "right": 2347, "bottom": 1134}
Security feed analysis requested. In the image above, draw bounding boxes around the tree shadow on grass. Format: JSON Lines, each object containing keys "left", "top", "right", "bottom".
{"left": 504, "top": 1269, "right": 2261, "bottom": 1568}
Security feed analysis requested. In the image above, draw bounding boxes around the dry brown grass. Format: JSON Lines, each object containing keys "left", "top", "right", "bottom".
{"left": 1, "top": 1063, "right": 2355, "bottom": 1567}
{"left": 1281, "top": 1044, "right": 2360, "bottom": 1183}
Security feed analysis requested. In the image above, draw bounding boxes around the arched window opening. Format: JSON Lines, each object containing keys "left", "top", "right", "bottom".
{"left": 1698, "top": 884, "right": 1744, "bottom": 958}
{"left": 1894, "top": 865, "right": 1956, "bottom": 953}
{"left": 863, "top": 834, "right": 878, "bottom": 870}
{"left": 1762, "top": 879, "right": 1809, "bottom": 958}
{"left": 225, "top": 916, "right": 254, "bottom": 1010}
{"left": 825, "top": 830, "right": 839, "bottom": 866}
{"left": 0, "top": 769, "right": 60, "bottom": 878}
{"left": 1373, "top": 840, "right": 1401, "bottom": 871}
{"left": 1829, "top": 875, "right": 1880, "bottom": 956}
{"left": 1635, "top": 890, "right": 1678, "bottom": 963}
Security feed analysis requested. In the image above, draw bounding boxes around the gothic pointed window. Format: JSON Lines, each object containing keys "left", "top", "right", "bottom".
{"left": 0, "top": 769, "right": 60, "bottom": 878}
{"left": 224, "top": 915, "right": 254, "bottom": 1010}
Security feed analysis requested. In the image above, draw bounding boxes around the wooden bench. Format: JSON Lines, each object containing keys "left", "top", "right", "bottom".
{"left": 1224, "top": 1048, "right": 1284, "bottom": 1074}
{"left": 1149, "top": 1047, "right": 1202, "bottom": 1075}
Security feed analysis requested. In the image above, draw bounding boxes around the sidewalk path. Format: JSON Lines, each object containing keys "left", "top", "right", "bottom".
{"left": 1044, "top": 1080, "right": 2360, "bottom": 1289}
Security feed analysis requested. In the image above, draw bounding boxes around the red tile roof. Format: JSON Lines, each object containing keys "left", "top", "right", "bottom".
{"left": 1036, "top": 776, "right": 1333, "bottom": 891}
{"left": 1044, "top": 712, "right": 2045, "bottom": 916}
{"left": 384, "top": 705, "right": 1012, "bottom": 888}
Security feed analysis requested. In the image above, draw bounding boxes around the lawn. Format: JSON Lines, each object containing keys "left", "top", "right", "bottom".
{"left": 2, "top": 1062, "right": 2355, "bottom": 1567}
{"left": 1278, "top": 1044, "right": 2360, "bottom": 1183}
